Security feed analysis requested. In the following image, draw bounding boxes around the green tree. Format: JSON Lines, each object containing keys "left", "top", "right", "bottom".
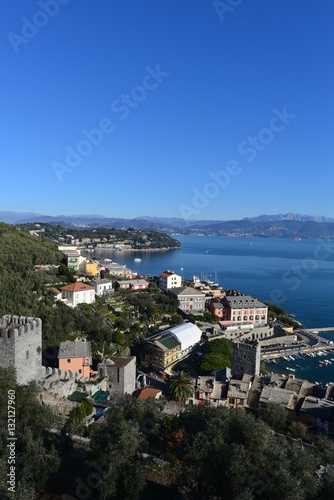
{"left": 0, "top": 367, "right": 60, "bottom": 498}
{"left": 198, "top": 338, "right": 232, "bottom": 374}
{"left": 89, "top": 396, "right": 163, "bottom": 499}
{"left": 169, "top": 371, "right": 194, "bottom": 403}
{"left": 257, "top": 402, "right": 288, "bottom": 432}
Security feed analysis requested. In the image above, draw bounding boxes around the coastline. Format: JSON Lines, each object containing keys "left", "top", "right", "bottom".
{"left": 86, "top": 246, "right": 180, "bottom": 253}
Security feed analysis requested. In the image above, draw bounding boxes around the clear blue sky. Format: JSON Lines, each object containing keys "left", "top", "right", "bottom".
{"left": 1, "top": 0, "right": 333, "bottom": 220}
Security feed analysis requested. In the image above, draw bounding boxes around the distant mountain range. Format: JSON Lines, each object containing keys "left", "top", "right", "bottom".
{"left": 244, "top": 213, "right": 334, "bottom": 223}
{"left": 1, "top": 211, "right": 334, "bottom": 238}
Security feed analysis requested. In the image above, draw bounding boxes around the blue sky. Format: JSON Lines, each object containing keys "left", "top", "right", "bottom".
{"left": 1, "top": 0, "right": 333, "bottom": 220}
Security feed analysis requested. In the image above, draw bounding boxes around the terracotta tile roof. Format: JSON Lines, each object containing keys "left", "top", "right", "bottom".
{"left": 61, "top": 282, "right": 95, "bottom": 293}
{"left": 134, "top": 388, "right": 162, "bottom": 400}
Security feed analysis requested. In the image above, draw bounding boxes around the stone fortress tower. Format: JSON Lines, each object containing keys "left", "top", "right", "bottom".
{"left": 231, "top": 339, "right": 261, "bottom": 380}
{"left": 0, "top": 315, "right": 42, "bottom": 385}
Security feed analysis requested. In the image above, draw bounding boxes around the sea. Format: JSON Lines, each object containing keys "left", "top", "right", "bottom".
{"left": 90, "top": 235, "right": 334, "bottom": 384}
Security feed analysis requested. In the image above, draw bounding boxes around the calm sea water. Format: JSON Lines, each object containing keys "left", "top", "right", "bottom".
{"left": 93, "top": 235, "right": 334, "bottom": 329}
{"left": 92, "top": 235, "right": 334, "bottom": 383}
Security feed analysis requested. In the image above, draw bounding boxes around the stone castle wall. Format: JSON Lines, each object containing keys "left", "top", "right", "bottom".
{"left": 41, "top": 366, "right": 106, "bottom": 399}
{"left": 0, "top": 315, "right": 42, "bottom": 385}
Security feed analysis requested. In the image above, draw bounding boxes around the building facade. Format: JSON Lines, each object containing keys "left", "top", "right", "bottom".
{"left": 60, "top": 282, "right": 95, "bottom": 307}
{"left": 58, "top": 341, "right": 92, "bottom": 378}
{"left": 159, "top": 271, "right": 182, "bottom": 292}
{"left": 170, "top": 286, "right": 206, "bottom": 312}
{"left": 209, "top": 295, "right": 268, "bottom": 326}
{"left": 115, "top": 279, "right": 149, "bottom": 290}
{"left": 91, "top": 278, "right": 113, "bottom": 296}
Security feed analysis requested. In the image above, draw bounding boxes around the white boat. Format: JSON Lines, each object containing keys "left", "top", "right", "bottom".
{"left": 134, "top": 258, "right": 142, "bottom": 262}
{"left": 286, "top": 367, "right": 296, "bottom": 372}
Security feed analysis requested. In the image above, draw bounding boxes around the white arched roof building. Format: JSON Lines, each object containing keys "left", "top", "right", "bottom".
{"left": 168, "top": 323, "right": 202, "bottom": 354}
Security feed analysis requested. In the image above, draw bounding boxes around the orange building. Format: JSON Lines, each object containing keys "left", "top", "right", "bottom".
{"left": 58, "top": 341, "right": 92, "bottom": 378}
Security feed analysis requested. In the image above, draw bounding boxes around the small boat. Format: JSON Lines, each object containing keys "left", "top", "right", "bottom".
{"left": 272, "top": 359, "right": 277, "bottom": 364}
{"left": 319, "top": 363, "right": 323, "bottom": 367}
{"left": 286, "top": 367, "right": 296, "bottom": 372}
{"left": 134, "top": 258, "right": 142, "bottom": 262}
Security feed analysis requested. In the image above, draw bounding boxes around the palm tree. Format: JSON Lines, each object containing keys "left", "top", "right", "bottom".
{"left": 169, "top": 371, "right": 194, "bottom": 403}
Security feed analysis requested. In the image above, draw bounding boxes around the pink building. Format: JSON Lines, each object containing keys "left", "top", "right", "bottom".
{"left": 209, "top": 295, "right": 268, "bottom": 326}
{"left": 58, "top": 341, "right": 92, "bottom": 378}
{"left": 116, "top": 279, "right": 149, "bottom": 290}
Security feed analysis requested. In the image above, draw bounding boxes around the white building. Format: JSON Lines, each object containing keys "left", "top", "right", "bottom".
{"left": 168, "top": 322, "right": 202, "bottom": 356}
{"left": 159, "top": 270, "right": 182, "bottom": 292}
{"left": 91, "top": 278, "right": 113, "bottom": 296}
{"left": 60, "top": 282, "right": 95, "bottom": 307}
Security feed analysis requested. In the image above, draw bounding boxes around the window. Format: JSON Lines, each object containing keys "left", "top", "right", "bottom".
{"left": 79, "top": 369, "right": 82, "bottom": 374}
{"left": 26, "top": 350, "right": 29, "bottom": 359}
{"left": 67, "top": 359, "right": 71, "bottom": 363}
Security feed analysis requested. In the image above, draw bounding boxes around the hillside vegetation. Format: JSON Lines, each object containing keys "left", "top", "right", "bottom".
{"left": 18, "top": 223, "right": 181, "bottom": 249}
{"left": 0, "top": 223, "right": 112, "bottom": 347}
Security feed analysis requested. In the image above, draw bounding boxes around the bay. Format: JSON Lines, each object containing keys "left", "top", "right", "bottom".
{"left": 92, "top": 235, "right": 334, "bottom": 329}
{"left": 91, "top": 235, "right": 334, "bottom": 383}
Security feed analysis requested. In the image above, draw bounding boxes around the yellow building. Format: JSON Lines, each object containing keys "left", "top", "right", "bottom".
{"left": 141, "top": 333, "right": 181, "bottom": 372}
{"left": 84, "top": 260, "right": 100, "bottom": 276}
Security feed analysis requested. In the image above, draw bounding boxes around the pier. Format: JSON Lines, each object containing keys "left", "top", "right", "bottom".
{"left": 261, "top": 326, "right": 334, "bottom": 361}
{"left": 304, "top": 327, "right": 334, "bottom": 333}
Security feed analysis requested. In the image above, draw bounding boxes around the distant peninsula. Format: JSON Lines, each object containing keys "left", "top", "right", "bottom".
{"left": 17, "top": 223, "right": 181, "bottom": 250}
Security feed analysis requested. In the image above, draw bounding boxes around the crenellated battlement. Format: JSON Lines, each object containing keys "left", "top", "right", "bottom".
{"left": 0, "top": 315, "right": 42, "bottom": 343}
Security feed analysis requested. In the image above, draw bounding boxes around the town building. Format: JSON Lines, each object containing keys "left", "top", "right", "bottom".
{"left": 103, "top": 263, "right": 137, "bottom": 279}
{"left": 209, "top": 295, "right": 268, "bottom": 326}
{"left": 226, "top": 378, "right": 252, "bottom": 409}
{"left": 141, "top": 322, "right": 202, "bottom": 371}
{"left": 60, "top": 282, "right": 95, "bottom": 307}
{"left": 98, "top": 357, "right": 136, "bottom": 396}
{"left": 159, "top": 270, "right": 182, "bottom": 292}
{"left": 58, "top": 340, "right": 92, "bottom": 378}
{"left": 91, "top": 278, "right": 113, "bottom": 296}
{"left": 115, "top": 279, "right": 149, "bottom": 290}
{"left": 194, "top": 375, "right": 226, "bottom": 407}
{"left": 134, "top": 387, "right": 162, "bottom": 400}
{"left": 64, "top": 250, "right": 81, "bottom": 271}
{"left": 0, "top": 315, "right": 42, "bottom": 385}
{"left": 84, "top": 260, "right": 100, "bottom": 276}
{"left": 169, "top": 286, "right": 206, "bottom": 312}
{"left": 141, "top": 332, "right": 181, "bottom": 372}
